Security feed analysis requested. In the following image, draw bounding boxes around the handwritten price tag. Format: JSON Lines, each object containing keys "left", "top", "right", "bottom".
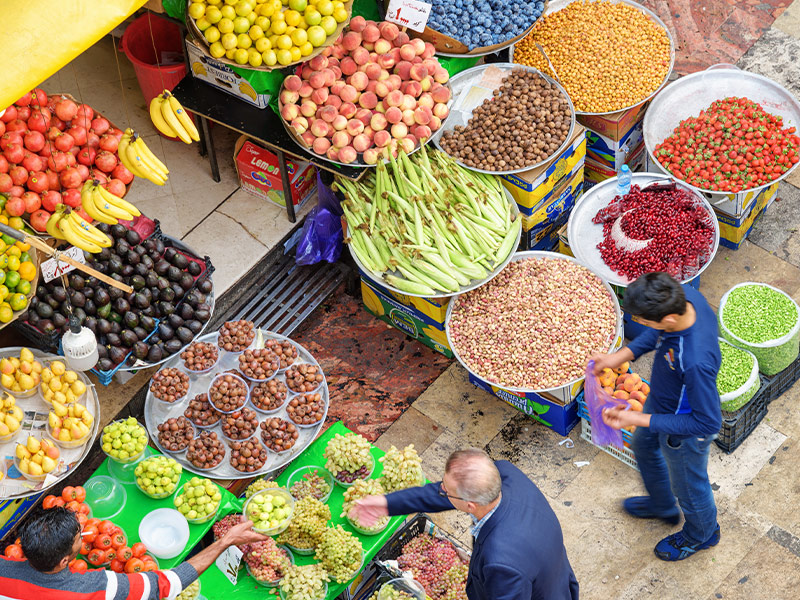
{"left": 386, "top": 0, "right": 432, "bottom": 33}
{"left": 216, "top": 545, "right": 243, "bottom": 585}
{"left": 41, "top": 246, "right": 85, "bottom": 283}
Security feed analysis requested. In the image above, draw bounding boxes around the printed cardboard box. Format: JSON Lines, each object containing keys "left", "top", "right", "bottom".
{"left": 715, "top": 181, "right": 779, "bottom": 249}
{"left": 577, "top": 102, "right": 648, "bottom": 141}
{"left": 586, "top": 119, "right": 644, "bottom": 171}
{"left": 520, "top": 169, "right": 584, "bottom": 250}
{"left": 584, "top": 141, "right": 647, "bottom": 190}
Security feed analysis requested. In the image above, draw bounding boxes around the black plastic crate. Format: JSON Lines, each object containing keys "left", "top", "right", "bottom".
{"left": 762, "top": 352, "right": 800, "bottom": 404}
{"left": 715, "top": 375, "right": 770, "bottom": 453}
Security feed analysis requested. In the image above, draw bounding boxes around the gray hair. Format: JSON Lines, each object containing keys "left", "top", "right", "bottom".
{"left": 445, "top": 448, "right": 501, "bottom": 506}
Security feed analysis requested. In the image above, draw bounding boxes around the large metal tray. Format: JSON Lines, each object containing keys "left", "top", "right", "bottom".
{"left": 520, "top": 0, "right": 675, "bottom": 116}
{"left": 351, "top": 186, "right": 521, "bottom": 298}
{"left": 0, "top": 347, "right": 100, "bottom": 500}
{"left": 445, "top": 251, "right": 622, "bottom": 394}
{"left": 431, "top": 63, "right": 576, "bottom": 175}
{"left": 567, "top": 174, "right": 720, "bottom": 287}
{"left": 643, "top": 65, "right": 800, "bottom": 195}
{"left": 143, "top": 330, "right": 327, "bottom": 480}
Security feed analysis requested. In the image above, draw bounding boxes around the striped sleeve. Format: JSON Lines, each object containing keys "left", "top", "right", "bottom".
{"left": 112, "top": 562, "right": 199, "bottom": 600}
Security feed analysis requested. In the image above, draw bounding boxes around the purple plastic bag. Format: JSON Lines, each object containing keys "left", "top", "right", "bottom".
{"left": 585, "top": 360, "right": 628, "bottom": 449}
{"left": 295, "top": 173, "right": 344, "bottom": 266}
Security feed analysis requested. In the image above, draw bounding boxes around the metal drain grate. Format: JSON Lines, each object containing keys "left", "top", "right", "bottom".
{"left": 234, "top": 253, "right": 348, "bottom": 336}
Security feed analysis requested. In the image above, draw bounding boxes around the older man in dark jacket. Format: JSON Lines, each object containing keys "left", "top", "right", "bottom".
{"left": 351, "top": 448, "right": 579, "bottom": 600}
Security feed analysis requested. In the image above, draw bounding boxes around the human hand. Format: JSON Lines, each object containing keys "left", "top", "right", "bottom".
{"left": 590, "top": 353, "right": 616, "bottom": 375}
{"left": 602, "top": 405, "right": 642, "bottom": 430}
{"left": 350, "top": 495, "right": 388, "bottom": 527}
{"left": 221, "top": 519, "right": 270, "bottom": 547}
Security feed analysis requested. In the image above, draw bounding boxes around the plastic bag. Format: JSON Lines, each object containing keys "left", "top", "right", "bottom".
{"left": 584, "top": 361, "right": 628, "bottom": 449}
{"left": 295, "top": 173, "right": 343, "bottom": 266}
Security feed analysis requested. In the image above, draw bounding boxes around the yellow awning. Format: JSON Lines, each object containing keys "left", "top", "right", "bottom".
{"left": 0, "top": 0, "right": 148, "bottom": 110}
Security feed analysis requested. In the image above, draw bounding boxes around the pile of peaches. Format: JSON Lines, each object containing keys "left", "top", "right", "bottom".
{"left": 597, "top": 361, "right": 649, "bottom": 412}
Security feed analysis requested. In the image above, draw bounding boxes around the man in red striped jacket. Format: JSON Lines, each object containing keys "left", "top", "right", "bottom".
{"left": 0, "top": 507, "right": 267, "bottom": 599}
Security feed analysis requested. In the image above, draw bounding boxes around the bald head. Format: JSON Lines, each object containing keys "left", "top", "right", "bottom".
{"left": 445, "top": 448, "right": 501, "bottom": 506}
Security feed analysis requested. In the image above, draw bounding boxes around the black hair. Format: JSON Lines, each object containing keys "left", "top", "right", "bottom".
{"left": 20, "top": 507, "right": 80, "bottom": 572}
{"left": 623, "top": 272, "right": 687, "bottom": 322}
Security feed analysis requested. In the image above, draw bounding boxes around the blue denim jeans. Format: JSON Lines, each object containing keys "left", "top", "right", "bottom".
{"left": 631, "top": 426, "right": 719, "bottom": 544}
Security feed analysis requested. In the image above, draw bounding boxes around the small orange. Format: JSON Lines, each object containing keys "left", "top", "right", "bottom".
{"left": 18, "top": 262, "right": 35, "bottom": 282}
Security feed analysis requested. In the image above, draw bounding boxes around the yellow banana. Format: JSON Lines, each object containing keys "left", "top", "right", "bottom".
{"left": 125, "top": 141, "right": 167, "bottom": 186}
{"left": 160, "top": 93, "right": 192, "bottom": 144}
{"left": 46, "top": 212, "right": 66, "bottom": 240}
{"left": 67, "top": 211, "right": 112, "bottom": 247}
{"left": 82, "top": 183, "right": 117, "bottom": 224}
{"left": 57, "top": 217, "right": 102, "bottom": 253}
{"left": 167, "top": 95, "right": 200, "bottom": 142}
{"left": 131, "top": 136, "right": 169, "bottom": 179}
{"left": 95, "top": 184, "right": 141, "bottom": 218}
{"left": 118, "top": 134, "right": 148, "bottom": 179}
{"left": 150, "top": 94, "right": 178, "bottom": 138}
{"left": 89, "top": 187, "right": 130, "bottom": 222}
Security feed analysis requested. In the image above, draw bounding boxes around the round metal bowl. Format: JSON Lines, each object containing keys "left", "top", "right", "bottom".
{"left": 445, "top": 251, "right": 622, "bottom": 395}
{"left": 432, "top": 63, "right": 576, "bottom": 175}
{"left": 643, "top": 65, "right": 800, "bottom": 195}
{"left": 529, "top": 0, "right": 675, "bottom": 116}
{"left": 351, "top": 186, "right": 521, "bottom": 298}
{"left": 567, "top": 173, "right": 720, "bottom": 287}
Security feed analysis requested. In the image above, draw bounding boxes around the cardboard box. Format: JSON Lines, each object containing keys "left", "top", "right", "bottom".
{"left": 501, "top": 126, "right": 587, "bottom": 211}
{"left": 557, "top": 224, "right": 573, "bottom": 257}
{"left": 361, "top": 277, "right": 452, "bottom": 358}
{"left": 577, "top": 102, "right": 649, "bottom": 142}
{"left": 234, "top": 136, "right": 316, "bottom": 209}
{"left": 584, "top": 141, "right": 647, "bottom": 191}
{"left": 0, "top": 495, "right": 41, "bottom": 540}
{"left": 185, "top": 37, "right": 271, "bottom": 108}
{"left": 715, "top": 181, "right": 779, "bottom": 249}
{"left": 520, "top": 168, "right": 585, "bottom": 251}
{"left": 585, "top": 119, "right": 644, "bottom": 171}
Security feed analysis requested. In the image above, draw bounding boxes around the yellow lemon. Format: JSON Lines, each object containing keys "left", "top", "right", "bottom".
{"left": 247, "top": 48, "right": 263, "bottom": 66}
{"left": 276, "top": 48, "right": 293, "bottom": 65}
{"left": 255, "top": 37, "right": 272, "bottom": 52}
{"left": 299, "top": 41, "right": 314, "bottom": 56}
{"left": 262, "top": 49, "right": 278, "bottom": 65}
{"left": 234, "top": 48, "right": 250, "bottom": 64}
{"left": 237, "top": 32, "right": 253, "bottom": 48}
{"left": 284, "top": 9, "right": 301, "bottom": 27}
{"left": 276, "top": 34, "right": 293, "bottom": 49}
{"left": 271, "top": 19, "right": 287, "bottom": 34}
{"left": 290, "top": 28, "right": 307, "bottom": 46}
{"left": 204, "top": 25, "right": 221, "bottom": 43}
{"left": 209, "top": 41, "right": 227, "bottom": 58}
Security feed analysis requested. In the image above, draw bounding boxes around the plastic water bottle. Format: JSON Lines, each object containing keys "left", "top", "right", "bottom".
{"left": 616, "top": 164, "right": 631, "bottom": 197}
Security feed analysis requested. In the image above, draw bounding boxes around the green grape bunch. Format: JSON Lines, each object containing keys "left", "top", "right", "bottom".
{"left": 314, "top": 525, "right": 364, "bottom": 583}
{"left": 289, "top": 470, "right": 331, "bottom": 501}
{"left": 280, "top": 563, "right": 330, "bottom": 600}
{"left": 277, "top": 496, "right": 331, "bottom": 550}
{"left": 341, "top": 479, "right": 388, "bottom": 531}
{"left": 175, "top": 580, "right": 200, "bottom": 600}
{"left": 323, "top": 432, "right": 373, "bottom": 482}
{"left": 379, "top": 445, "right": 424, "bottom": 493}
{"left": 243, "top": 477, "right": 279, "bottom": 499}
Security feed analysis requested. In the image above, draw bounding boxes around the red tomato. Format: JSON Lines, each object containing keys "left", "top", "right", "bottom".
{"left": 124, "top": 558, "right": 144, "bottom": 573}
{"left": 141, "top": 560, "right": 158, "bottom": 572}
{"left": 109, "top": 559, "right": 126, "bottom": 573}
{"left": 117, "top": 546, "right": 133, "bottom": 562}
{"left": 74, "top": 486, "right": 86, "bottom": 503}
{"left": 61, "top": 486, "right": 77, "bottom": 502}
{"left": 94, "top": 534, "right": 112, "bottom": 549}
{"left": 87, "top": 549, "right": 105, "bottom": 566}
{"left": 98, "top": 520, "right": 115, "bottom": 534}
{"left": 131, "top": 543, "right": 147, "bottom": 558}
{"left": 42, "top": 495, "right": 59, "bottom": 510}
{"left": 77, "top": 513, "right": 89, "bottom": 528}
{"left": 4, "top": 545, "right": 24, "bottom": 560}
{"left": 110, "top": 532, "right": 127, "bottom": 550}
{"left": 69, "top": 559, "right": 88, "bottom": 574}
{"left": 80, "top": 540, "right": 93, "bottom": 555}
{"left": 79, "top": 503, "right": 91, "bottom": 515}
{"left": 82, "top": 525, "right": 98, "bottom": 544}
{"left": 105, "top": 548, "right": 117, "bottom": 562}
{"left": 65, "top": 501, "right": 82, "bottom": 513}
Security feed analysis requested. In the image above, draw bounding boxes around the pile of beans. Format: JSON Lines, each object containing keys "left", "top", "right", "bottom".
{"left": 439, "top": 69, "right": 571, "bottom": 171}
{"left": 722, "top": 284, "right": 798, "bottom": 343}
{"left": 221, "top": 407, "right": 260, "bottom": 441}
{"left": 229, "top": 437, "right": 269, "bottom": 473}
{"left": 514, "top": 0, "right": 671, "bottom": 113}
{"left": 157, "top": 417, "right": 195, "bottom": 452}
{"left": 287, "top": 392, "right": 326, "bottom": 426}
{"left": 218, "top": 320, "right": 255, "bottom": 352}
{"left": 181, "top": 342, "right": 219, "bottom": 372}
{"left": 184, "top": 394, "right": 222, "bottom": 427}
{"left": 208, "top": 373, "right": 249, "bottom": 412}
{"left": 265, "top": 339, "right": 299, "bottom": 369}
{"left": 717, "top": 341, "right": 755, "bottom": 396}
{"left": 238, "top": 349, "right": 281, "bottom": 381}
{"left": 150, "top": 368, "right": 190, "bottom": 402}
{"left": 260, "top": 418, "right": 299, "bottom": 453}
{"left": 251, "top": 379, "right": 289, "bottom": 412}
{"left": 448, "top": 257, "right": 617, "bottom": 389}
{"left": 285, "top": 364, "right": 324, "bottom": 393}
{"left": 187, "top": 430, "right": 225, "bottom": 470}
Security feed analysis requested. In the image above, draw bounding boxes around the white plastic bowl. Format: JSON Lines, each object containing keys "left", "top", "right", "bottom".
{"left": 139, "top": 508, "right": 190, "bottom": 559}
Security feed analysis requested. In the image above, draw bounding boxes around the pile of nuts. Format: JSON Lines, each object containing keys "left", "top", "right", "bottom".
{"left": 265, "top": 339, "right": 299, "bottom": 369}
{"left": 448, "top": 257, "right": 618, "bottom": 389}
{"left": 229, "top": 437, "right": 269, "bottom": 473}
{"left": 251, "top": 379, "right": 289, "bottom": 412}
{"left": 287, "top": 392, "right": 326, "bottom": 426}
{"left": 221, "top": 407, "right": 260, "bottom": 441}
{"left": 208, "top": 373, "right": 249, "bottom": 413}
{"left": 238, "top": 348, "right": 281, "bottom": 381}
{"left": 150, "top": 367, "right": 190, "bottom": 402}
{"left": 157, "top": 416, "right": 195, "bottom": 452}
{"left": 260, "top": 418, "right": 299, "bottom": 453}
{"left": 180, "top": 342, "right": 219, "bottom": 372}
{"left": 184, "top": 394, "right": 222, "bottom": 428}
{"left": 439, "top": 69, "right": 571, "bottom": 171}
{"left": 218, "top": 320, "right": 255, "bottom": 352}
{"left": 186, "top": 430, "right": 225, "bottom": 470}
{"left": 285, "top": 364, "right": 324, "bottom": 393}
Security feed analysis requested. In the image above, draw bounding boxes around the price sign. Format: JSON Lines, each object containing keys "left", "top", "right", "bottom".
{"left": 41, "top": 246, "right": 85, "bottom": 283}
{"left": 386, "top": 0, "right": 432, "bottom": 33}
{"left": 216, "top": 545, "right": 243, "bottom": 585}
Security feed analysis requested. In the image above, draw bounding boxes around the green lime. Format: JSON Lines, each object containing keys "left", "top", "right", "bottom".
{"left": 15, "top": 280, "right": 30, "bottom": 296}
{"left": 4, "top": 271, "right": 19, "bottom": 290}
{"left": 0, "top": 285, "right": 7, "bottom": 300}
{"left": 0, "top": 234, "right": 15, "bottom": 246}
{"left": 0, "top": 256, "right": 7, "bottom": 270}
{"left": 18, "top": 252, "right": 30, "bottom": 264}
{"left": 9, "top": 293, "right": 26, "bottom": 312}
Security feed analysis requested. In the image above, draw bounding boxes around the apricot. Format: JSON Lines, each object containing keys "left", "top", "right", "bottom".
{"left": 602, "top": 385, "right": 615, "bottom": 397}
{"left": 613, "top": 390, "right": 629, "bottom": 400}
{"left": 615, "top": 373, "right": 629, "bottom": 388}
{"left": 627, "top": 399, "right": 643, "bottom": 412}
{"left": 640, "top": 382, "right": 650, "bottom": 396}
{"left": 598, "top": 369, "right": 616, "bottom": 388}
{"left": 623, "top": 374, "right": 642, "bottom": 393}
{"left": 613, "top": 361, "right": 630, "bottom": 375}
{"left": 629, "top": 390, "right": 647, "bottom": 403}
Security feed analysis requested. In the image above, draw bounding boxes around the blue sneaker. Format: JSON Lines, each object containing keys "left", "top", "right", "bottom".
{"left": 654, "top": 526, "right": 721, "bottom": 561}
{"left": 623, "top": 496, "right": 681, "bottom": 525}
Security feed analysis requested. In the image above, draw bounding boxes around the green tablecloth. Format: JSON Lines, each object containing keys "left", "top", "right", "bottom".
{"left": 199, "top": 421, "right": 405, "bottom": 599}
{"left": 86, "top": 449, "right": 239, "bottom": 569}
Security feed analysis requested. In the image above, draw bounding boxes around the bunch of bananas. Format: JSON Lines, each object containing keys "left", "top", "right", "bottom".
{"left": 150, "top": 90, "right": 200, "bottom": 145}
{"left": 118, "top": 128, "right": 170, "bottom": 186}
{"left": 80, "top": 180, "right": 141, "bottom": 225}
{"left": 46, "top": 207, "right": 112, "bottom": 254}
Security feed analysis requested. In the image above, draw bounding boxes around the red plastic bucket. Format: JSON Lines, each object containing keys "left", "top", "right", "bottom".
{"left": 121, "top": 13, "right": 186, "bottom": 105}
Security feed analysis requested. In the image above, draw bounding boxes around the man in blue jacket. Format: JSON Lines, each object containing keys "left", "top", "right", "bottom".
{"left": 593, "top": 272, "right": 722, "bottom": 562}
{"left": 350, "top": 448, "right": 579, "bottom": 600}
